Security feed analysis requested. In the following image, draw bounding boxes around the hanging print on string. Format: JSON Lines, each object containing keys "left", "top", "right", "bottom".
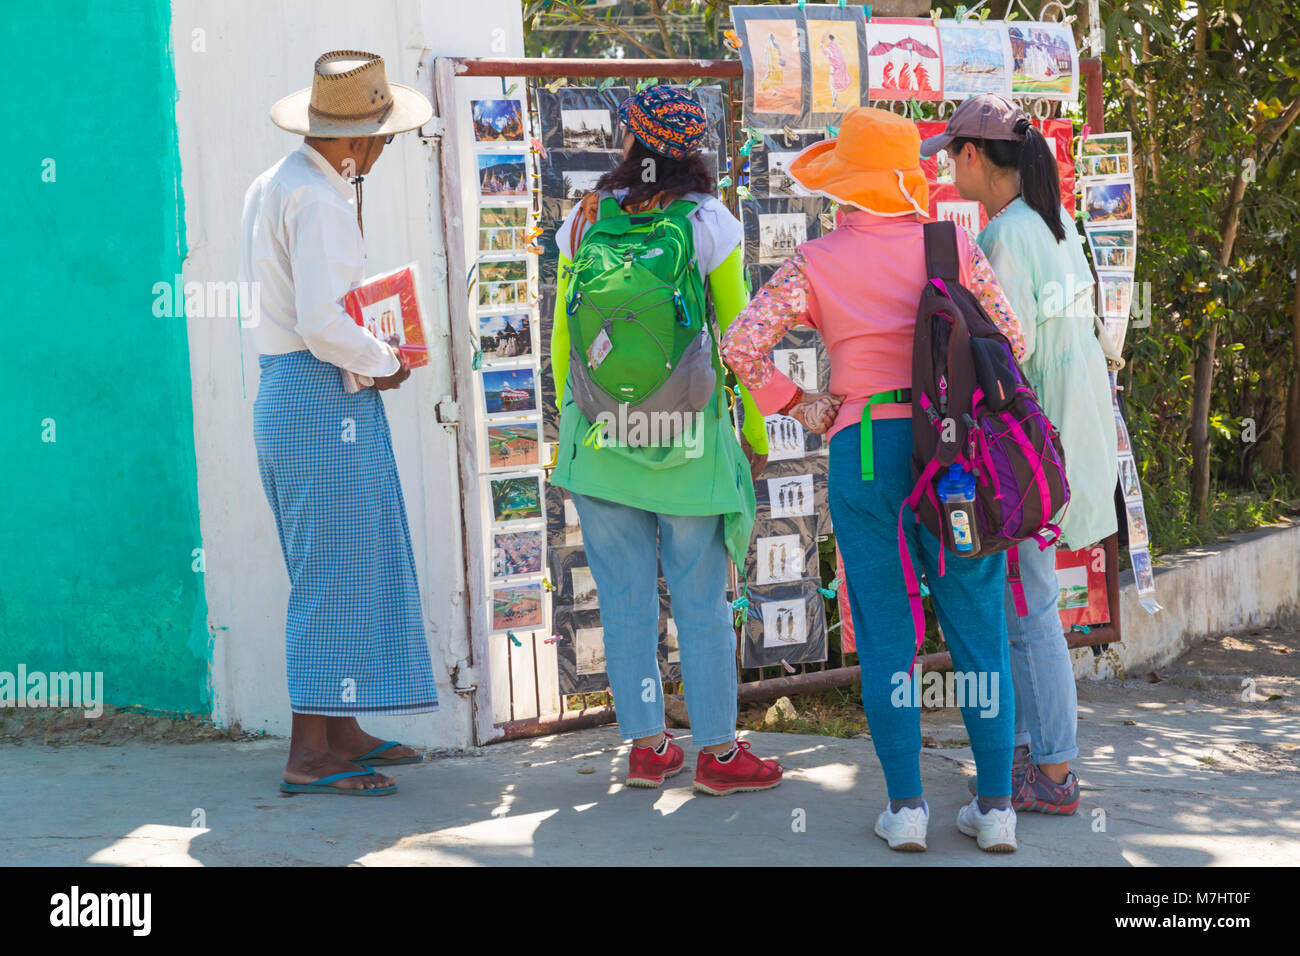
{"left": 805, "top": 3, "right": 868, "bottom": 124}
{"left": 864, "top": 18, "right": 944, "bottom": 101}
{"left": 1008, "top": 20, "right": 1078, "bottom": 101}
{"left": 731, "top": 4, "right": 809, "bottom": 127}
{"left": 937, "top": 19, "right": 1014, "bottom": 99}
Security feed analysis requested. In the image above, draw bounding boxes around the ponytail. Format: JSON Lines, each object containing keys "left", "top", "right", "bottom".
{"left": 1013, "top": 118, "right": 1066, "bottom": 242}
{"left": 952, "top": 120, "right": 1066, "bottom": 243}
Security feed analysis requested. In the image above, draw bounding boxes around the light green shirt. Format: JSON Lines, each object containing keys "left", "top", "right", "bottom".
{"left": 979, "top": 198, "right": 1119, "bottom": 549}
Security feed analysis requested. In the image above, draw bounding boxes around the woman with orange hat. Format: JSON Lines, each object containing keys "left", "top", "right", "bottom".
{"left": 721, "top": 108, "right": 1026, "bottom": 853}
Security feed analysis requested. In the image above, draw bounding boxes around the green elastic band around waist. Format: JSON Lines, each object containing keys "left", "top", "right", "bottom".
{"left": 860, "top": 389, "right": 908, "bottom": 481}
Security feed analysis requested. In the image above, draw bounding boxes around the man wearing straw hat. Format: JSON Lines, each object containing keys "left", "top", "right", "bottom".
{"left": 240, "top": 51, "right": 437, "bottom": 796}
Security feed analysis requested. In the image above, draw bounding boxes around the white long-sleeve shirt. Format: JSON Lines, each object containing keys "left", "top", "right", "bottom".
{"left": 239, "top": 143, "right": 400, "bottom": 377}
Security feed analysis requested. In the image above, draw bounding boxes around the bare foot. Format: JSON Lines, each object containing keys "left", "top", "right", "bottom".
{"left": 284, "top": 746, "right": 394, "bottom": 791}
{"left": 325, "top": 717, "right": 419, "bottom": 763}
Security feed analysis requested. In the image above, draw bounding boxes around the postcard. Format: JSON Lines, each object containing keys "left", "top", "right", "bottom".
{"left": 472, "top": 99, "right": 524, "bottom": 142}
{"left": 491, "top": 529, "right": 544, "bottom": 579}
{"left": 491, "top": 581, "right": 543, "bottom": 631}
{"left": 482, "top": 366, "right": 539, "bottom": 417}
{"left": 486, "top": 421, "right": 541, "bottom": 471}
{"left": 477, "top": 152, "right": 527, "bottom": 198}
{"left": 489, "top": 473, "right": 543, "bottom": 524}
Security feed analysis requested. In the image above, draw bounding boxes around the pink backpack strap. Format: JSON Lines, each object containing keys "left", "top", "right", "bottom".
{"left": 897, "top": 502, "right": 927, "bottom": 676}
{"left": 1006, "top": 546, "right": 1029, "bottom": 618}
{"left": 896, "top": 459, "right": 944, "bottom": 674}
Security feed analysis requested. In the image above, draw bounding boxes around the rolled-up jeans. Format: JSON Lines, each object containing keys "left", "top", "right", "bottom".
{"left": 569, "top": 492, "right": 738, "bottom": 747}
{"left": 1004, "top": 539, "right": 1079, "bottom": 764}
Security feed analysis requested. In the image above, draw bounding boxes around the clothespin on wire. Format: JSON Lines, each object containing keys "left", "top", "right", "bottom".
{"left": 780, "top": 660, "right": 797, "bottom": 674}
{"left": 864, "top": 4, "right": 873, "bottom": 22}
{"left": 507, "top": 631, "right": 523, "bottom": 647}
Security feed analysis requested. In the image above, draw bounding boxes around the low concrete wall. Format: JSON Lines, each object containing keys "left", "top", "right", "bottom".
{"left": 1075, "top": 518, "right": 1300, "bottom": 679}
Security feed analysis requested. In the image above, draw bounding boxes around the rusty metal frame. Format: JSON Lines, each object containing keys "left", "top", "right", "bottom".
{"left": 450, "top": 55, "right": 1117, "bottom": 741}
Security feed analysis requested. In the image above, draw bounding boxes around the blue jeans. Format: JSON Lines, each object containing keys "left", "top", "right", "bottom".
{"left": 1005, "top": 539, "right": 1079, "bottom": 764}
{"left": 829, "top": 420, "right": 1015, "bottom": 799}
{"left": 569, "top": 493, "right": 738, "bottom": 747}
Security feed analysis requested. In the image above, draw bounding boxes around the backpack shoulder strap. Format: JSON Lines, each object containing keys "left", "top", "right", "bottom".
{"left": 922, "top": 219, "right": 960, "bottom": 282}
{"left": 596, "top": 189, "right": 623, "bottom": 219}
{"left": 569, "top": 192, "right": 605, "bottom": 254}
{"left": 662, "top": 197, "right": 699, "bottom": 218}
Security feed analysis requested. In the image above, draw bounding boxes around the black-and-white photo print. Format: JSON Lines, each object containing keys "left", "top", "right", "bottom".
{"left": 766, "top": 413, "right": 807, "bottom": 461}
{"left": 766, "top": 473, "right": 815, "bottom": 519}
{"left": 561, "top": 108, "right": 616, "bottom": 148}
{"left": 756, "top": 533, "right": 805, "bottom": 584}
{"left": 761, "top": 597, "right": 808, "bottom": 648}
{"left": 775, "top": 347, "right": 818, "bottom": 391}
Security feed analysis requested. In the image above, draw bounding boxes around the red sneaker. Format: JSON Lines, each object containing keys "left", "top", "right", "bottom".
{"left": 625, "top": 732, "right": 686, "bottom": 788}
{"left": 693, "top": 740, "right": 784, "bottom": 796}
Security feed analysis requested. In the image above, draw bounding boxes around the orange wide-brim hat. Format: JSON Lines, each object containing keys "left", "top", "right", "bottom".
{"left": 787, "top": 107, "right": 929, "bottom": 218}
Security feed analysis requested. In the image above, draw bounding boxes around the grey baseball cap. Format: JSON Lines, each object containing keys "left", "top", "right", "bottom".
{"left": 919, "top": 93, "right": 1027, "bottom": 158}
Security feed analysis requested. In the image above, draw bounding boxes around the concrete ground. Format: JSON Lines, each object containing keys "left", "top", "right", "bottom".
{"left": 3, "top": 628, "right": 1297, "bottom": 866}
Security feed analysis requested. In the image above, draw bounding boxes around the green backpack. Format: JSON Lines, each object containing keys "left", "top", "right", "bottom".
{"left": 565, "top": 191, "right": 724, "bottom": 447}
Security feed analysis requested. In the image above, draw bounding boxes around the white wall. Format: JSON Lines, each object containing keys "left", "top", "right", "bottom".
{"left": 1074, "top": 520, "right": 1300, "bottom": 679}
{"left": 172, "top": 0, "right": 525, "bottom": 747}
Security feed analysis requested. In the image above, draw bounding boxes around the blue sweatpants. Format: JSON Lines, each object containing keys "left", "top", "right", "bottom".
{"left": 828, "top": 419, "right": 1014, "bottom": 800}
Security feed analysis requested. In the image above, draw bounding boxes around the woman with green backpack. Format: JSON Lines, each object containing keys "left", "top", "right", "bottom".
{"left": 550, "top": 86, "right": 785, "bottom": 795}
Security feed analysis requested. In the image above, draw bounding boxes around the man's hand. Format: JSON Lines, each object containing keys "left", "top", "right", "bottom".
{"left": 788, "top": 391, "right": 844, "bottom": 434}
{"left": 740, "top": 433, "right": 768, "bottom": 484}
{"left": 372, "top": 347, "right": 410, "bottom": 391}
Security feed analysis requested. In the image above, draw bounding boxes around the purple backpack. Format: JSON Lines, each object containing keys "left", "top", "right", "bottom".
{"left": 898, "top": 221, "right": 1070, "bottom": 663}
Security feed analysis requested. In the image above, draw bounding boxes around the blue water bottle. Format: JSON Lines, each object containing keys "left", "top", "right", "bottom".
{"left": 937, "top": 463, "right": 980, "bottom": 554}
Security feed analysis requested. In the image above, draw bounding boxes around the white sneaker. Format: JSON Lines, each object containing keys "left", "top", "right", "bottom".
{"left": 956, "top": 797, "right": 1017, "bottom": 853}
{"left": 873, "top": 802, "right": 929, "bottom": 852}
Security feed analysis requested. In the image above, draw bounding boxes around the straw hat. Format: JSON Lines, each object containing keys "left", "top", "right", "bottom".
{"left": 270, "top": 50, "right": 432, "bottom": 138}
{"left": 787, "top": 107, "right": 928, "bottom": 217}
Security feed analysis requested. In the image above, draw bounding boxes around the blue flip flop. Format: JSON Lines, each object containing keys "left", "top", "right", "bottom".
{"left": 281, "top": 765, "right": 397, "bottom": 796}
{"left": 350, "top": 740, "right": 424, "bottom": 767}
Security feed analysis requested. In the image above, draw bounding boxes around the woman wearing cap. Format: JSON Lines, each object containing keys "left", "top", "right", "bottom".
{"left": 550, "top": 86, "right": 783, "bottom": 795}
{"left": 721, "top": 108, "right": 1025, "bottom": 852}
{"left": 920, "top": 93, "right": 1118, "bottom": 815}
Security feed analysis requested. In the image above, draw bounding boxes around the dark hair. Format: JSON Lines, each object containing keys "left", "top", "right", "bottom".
{"left": 951, "top": 117, "right": 1065, "bottom": 242}
{"left": 594, "top": 137, "right": 715, "bottom": 209}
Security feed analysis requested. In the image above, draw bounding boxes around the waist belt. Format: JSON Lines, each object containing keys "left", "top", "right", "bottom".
{"left": 860, "top": 388, "right": 912, "bottom": 481}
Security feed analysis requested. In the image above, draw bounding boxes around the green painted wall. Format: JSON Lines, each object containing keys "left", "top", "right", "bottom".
{"left": 0, "top": 1, "right": 210, "bottom": 713}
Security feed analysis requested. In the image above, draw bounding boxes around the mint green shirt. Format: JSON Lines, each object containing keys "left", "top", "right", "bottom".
{"left": 978, "top": 199, "right": 1119, "bottom": 549}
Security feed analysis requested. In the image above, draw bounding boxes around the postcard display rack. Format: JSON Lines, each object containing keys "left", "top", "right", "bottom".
{"left": 1076, "top": 131, "right": 1161, "bottom": 614}
{"left": 731, "top": 5, "right": 1100, "bottom": 654}
{"left": 452, "top": 83, "right": 558, "bottom": 722}
{"left": 531, "top": 83, "right": 733, "bottom": 693}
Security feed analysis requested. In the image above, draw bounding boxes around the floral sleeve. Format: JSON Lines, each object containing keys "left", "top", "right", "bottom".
{"left": 719, "top": 250, "right": 813, "bottom": 413}
{"left": 966, "top": 240, "right": 1026, "bottom": 361}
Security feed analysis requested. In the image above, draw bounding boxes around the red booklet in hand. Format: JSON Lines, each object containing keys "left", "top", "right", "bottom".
{"left": 340, "top": 262, "right": 430, "bottom": 391}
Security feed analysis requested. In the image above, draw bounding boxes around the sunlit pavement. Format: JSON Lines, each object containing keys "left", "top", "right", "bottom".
{"left": 4, "top": 679, "right": 1297, "bottom": 866}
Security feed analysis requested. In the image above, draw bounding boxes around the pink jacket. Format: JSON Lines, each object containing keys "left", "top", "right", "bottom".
{"left": 721, "top": 209, "right": 1024, "bottom": 441}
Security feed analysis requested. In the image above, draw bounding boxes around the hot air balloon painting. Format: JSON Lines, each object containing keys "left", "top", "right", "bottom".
{"left": 865, "top": 19, "right": 944, "bottom": 101}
